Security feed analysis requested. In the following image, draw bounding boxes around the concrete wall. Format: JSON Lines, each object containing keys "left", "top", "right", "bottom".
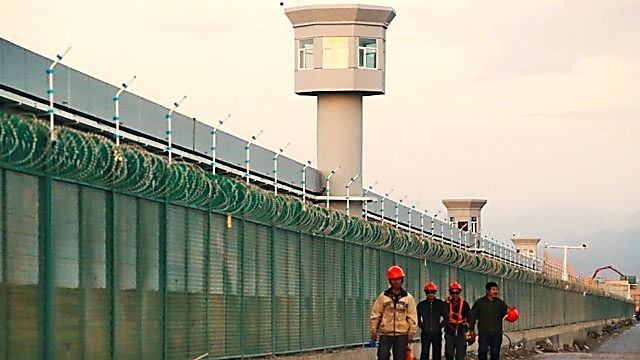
{"left": 0, "top": 37, "right": 323, "bottom": 193}
{"left": 277, "top": 318, "right": 626, "bottom": 359}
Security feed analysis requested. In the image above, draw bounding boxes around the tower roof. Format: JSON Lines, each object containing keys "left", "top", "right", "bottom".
{"left": 442, "top": 199, "right": 488, "bottom": 210}
{"left": 285, "top": 4, "right": 396, "bottom": 28}
{"left": 511, "top": 237, "right": 542, "bottom": 246}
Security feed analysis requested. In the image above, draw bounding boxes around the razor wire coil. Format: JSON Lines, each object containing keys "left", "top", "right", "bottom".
{"left": 0, "top": 112, "right": 614, "bottom": 297}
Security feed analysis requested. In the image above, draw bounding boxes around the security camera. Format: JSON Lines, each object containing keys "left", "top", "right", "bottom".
{"left": 582, "top": 243, "right": 587, "bottom": 248}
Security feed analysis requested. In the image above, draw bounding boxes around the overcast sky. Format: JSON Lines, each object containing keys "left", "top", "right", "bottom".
{"left": 2, "top": 0, "right": 639, "bottom": 275}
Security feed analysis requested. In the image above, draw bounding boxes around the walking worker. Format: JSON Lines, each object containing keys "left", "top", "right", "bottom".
{"left": 371, "top": 265, "right": 418, "bottom": 360}
{"left": 417, "top": 282, "right": 447, "bottom": 360}
{"left": 444, "top": 282, "right": 471, "bottom": 360}
{"left": 468, "top": 281, "right": 518, "bottom": 360}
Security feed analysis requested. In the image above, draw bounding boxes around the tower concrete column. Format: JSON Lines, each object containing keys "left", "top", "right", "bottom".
{"left": 317, "top": 93, "right": 363, "bottom": 212}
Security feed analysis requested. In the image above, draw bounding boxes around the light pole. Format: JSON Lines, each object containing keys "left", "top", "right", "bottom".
{"left": 441, "top": 215, "right": 446, "bottom": 243}
{"left": 363, "top": 181, "right": 377, "bottom": 219}
{"left": 210, "top": 114, "right": 231, "bottom": 174}
{"left": 431, "top": 212, "right": 435, "bottom": 239}
{"left": 245, "top": 130, "right": 264, "bottom": 184}
{"left": 301, "top": 160, "right": 312, "bottom": 206}
{"left": 113, "top": 75, "right": 137, "bottom": 147}
{"left": 381, "top": 189, "right": 394, "bottom": 223}
{"left": 409, "top": 202, "right": 420, "bottom": 231}
{"left": 273, "top": 142, "right": 291, "bottom": 195}
{"left": 544, "top": 243, "right": 588, "bottom": 282}
{"left": 47, "top": 46, "right": 72, "bottom": 140}
{"left": 420, "top": 210, "right": 427, "bottom": 239}
{"left": 434, "top": 211, "right": 443, "bottom": 241}
{"left": 450, "top": 222, "right": 454, "bottom": 246}
{"left": 325, "top": 165, "right": 341, "bottom": 209}
{"left": 165, "top": 95, "right": 187, "bottom": 163}
{"left": 395, "top": 195, "right": 407, "bottom": 228}
{"left": 489, "top": 236, "right": 496, "bottom": 259}
{"left": 345, "top": 174, "right": 359, "bottom": 216}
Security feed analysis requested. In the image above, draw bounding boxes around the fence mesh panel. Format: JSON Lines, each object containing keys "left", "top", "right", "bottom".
{"left": 0, "top": 112, "right": 633, "bottom": 359}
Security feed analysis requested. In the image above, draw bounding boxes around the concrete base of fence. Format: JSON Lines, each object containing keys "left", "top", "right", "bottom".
{"left": 277, "top": 318, "right": 625, "bottom": 359}
{"left": 502, "top": 317, "right": 626, "bottom": 351}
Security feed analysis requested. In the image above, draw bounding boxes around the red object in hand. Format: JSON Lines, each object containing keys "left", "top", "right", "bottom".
{"left": 505, "top": 307, "right": 519, "bottom": 323}
{"left": 406, "top": 347, "right": 416, "bottom": 360}
{"left": 466, "top": 331, "right": 477, "bottom": 345}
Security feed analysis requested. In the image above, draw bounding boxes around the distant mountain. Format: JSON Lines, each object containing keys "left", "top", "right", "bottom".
{"left": 482, "top": 205, "right": 640, "bottom": 278}
{"left": 568, "top": 225, "right": 640, "bottom": 279}
{"left": 482, "top": 203, "right": 636, "bottom": 242}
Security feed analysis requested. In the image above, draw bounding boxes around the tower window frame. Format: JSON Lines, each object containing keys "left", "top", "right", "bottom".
{"left": 358, "top": 38, "right": 377, "bottom": 69}
{"left": 298, "top": 39, "right": 314, "bottom": 70}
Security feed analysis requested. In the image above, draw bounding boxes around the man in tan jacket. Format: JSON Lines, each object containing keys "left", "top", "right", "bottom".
{"left": 371, "top": 265, "right": 418, "bottom": 360}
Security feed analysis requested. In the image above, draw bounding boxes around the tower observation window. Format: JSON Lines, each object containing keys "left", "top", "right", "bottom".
{"left": 358, "top": 38, "right": 377, "bottom": 69}
{"left": 322, "top": 37, "right": 349, "bottom": 69}
{"left": 298, "top": 39, "right": 314, "bottom": 70}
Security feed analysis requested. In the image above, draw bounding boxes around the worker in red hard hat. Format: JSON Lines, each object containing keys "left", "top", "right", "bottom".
{"left": 370, "top": 265, "right": 418, "bottom": 360}
{"left": 444, "top": 282, "right": 471, "bottom": 360}
{"left": 468, "top": 282, "right": 516, "bottom": 360}
{"left": 416, "top": 282, "right": 447, "bottom": 360}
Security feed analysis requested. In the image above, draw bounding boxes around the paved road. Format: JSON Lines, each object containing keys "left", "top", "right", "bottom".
{"left": 531, "top": 324, "right": 640, "bottom": 360}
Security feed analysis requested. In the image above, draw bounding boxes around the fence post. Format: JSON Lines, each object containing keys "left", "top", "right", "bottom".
{"left": 343, "top": 239, "right": 347, "bottom": 346}
{"left": 136, "top": 198, "right": 143, "bottom": 359}
{"left": 299, "top": 231, "right": 304, "bottom": 352}
{"left": 271, "top": 225, "right": 276, "bottom": 354}
{"left": 361, "top": 243, "right": 365, "bottom": 344}
{"left": 204, "top": 210, "right": 211, "bottom": 355}
{"left": 41, "top": 173, "right": 54, "bottom": 359}
{"left": 106, "top": 191, "right": 117, "bottom": 360}
{"left": 159, "top": 201, "right": 168, "bottom": 360}
{"left": 0, "top": 171, "right": 7, "bottom": 360}
{"left": 322, "top": 236, "right": 326, "bottom": 347}
{"left": 184, "top": 210, "right": 191, "bottom": 356}
{"left": 240, "top": 218, "right": 245, "bottom": 356}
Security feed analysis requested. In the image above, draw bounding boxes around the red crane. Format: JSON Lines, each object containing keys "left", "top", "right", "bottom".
{"left": 591, "top": 265, "right": 626, "bottom": 281}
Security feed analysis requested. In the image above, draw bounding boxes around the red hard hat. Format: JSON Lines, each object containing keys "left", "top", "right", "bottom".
{"left": 505, "top": 307, "right": 519, "bottom": 323}
{"left": 449, "top": 281, "right": 463, "bottom": 291}
{"left": 387, "top": 265, "right": 405, "bottom": 280}
{"left": 424, "top": 282, "right": 437, "bottom": 291}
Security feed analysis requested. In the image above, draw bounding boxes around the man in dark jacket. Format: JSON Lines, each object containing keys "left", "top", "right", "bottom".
{"left": 444, "top": 282, "right": 471, "bottom": 360}
{"left": 417, "top": 282, "right": 447, "bottom": 360}
{"left": 468, "top": 282, "right": 510, "bottom": 360}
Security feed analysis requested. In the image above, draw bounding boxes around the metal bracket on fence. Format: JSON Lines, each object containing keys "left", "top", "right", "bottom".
{"left": 192, "top": 353, "right": 209, "bottom": 360}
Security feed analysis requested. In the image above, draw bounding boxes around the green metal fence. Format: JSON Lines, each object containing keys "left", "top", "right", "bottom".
{"left": 0, "top": 112, "right": 633, "bottom": 359}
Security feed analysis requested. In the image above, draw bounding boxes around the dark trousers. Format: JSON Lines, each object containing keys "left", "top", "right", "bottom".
{"left": 378, "top": 335, "right": 409, "bottom": 360}
{"left": 478, "top": 334, "right": 502, "bottom": 360}
{"left": 420, "top": 332, "right": 442, "bottom": 360}
{"left": 444, "top": 333, "right": 466, "bottom": 360}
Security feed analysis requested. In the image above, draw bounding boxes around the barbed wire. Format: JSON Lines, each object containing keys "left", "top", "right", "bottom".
{"left": 0, "top": 112, "right": 619, "bottom": 298}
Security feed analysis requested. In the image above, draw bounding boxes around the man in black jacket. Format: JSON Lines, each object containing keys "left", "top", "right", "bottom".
{"left": 444, "top": 282, "right": 471, "bottom": 360}
{"left": 468, "top": 282, "right": 510, "bottom": 360}
{"left": 417, "top": 282, "right": 447, "bottom": 360}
